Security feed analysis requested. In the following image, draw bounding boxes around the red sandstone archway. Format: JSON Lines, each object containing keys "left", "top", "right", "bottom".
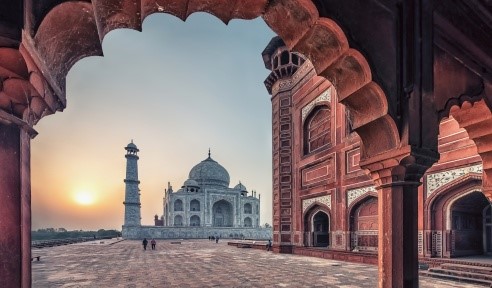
{"left": 303, "top": 204, "right": 331, "bottom": 247}
{"left": 424, "top": 175, "right": 483, "bottom": 257}
{"left": 348, "top": 194, "right": 378, "bottom": 253}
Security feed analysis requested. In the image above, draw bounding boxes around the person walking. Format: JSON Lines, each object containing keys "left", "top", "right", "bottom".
{"left": 151, "top": 238, "right": 156, "bottom": 250}
{"left": 142, "top": 238, "right": 148, "bottom": 250}
{"left": 266, "top": 239, "right": 272, "bottom": 251}
{"left": 215, "top": 236, "right": 219, "bottom": 243}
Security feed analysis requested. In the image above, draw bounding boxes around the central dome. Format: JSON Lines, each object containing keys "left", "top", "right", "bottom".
{"left": 188, "top": 154, "right": 230, "bottom": 188}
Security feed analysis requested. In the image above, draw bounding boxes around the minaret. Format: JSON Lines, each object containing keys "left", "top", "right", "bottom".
{"left": 123, "top": 140, "right": 141, "bottom": 227}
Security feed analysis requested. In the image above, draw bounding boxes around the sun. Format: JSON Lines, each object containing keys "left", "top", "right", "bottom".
{"left": 74, "top": 191, "right": 95, "bottom": 205}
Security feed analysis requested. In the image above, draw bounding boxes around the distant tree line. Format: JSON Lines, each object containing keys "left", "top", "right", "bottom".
{"left": 32, "top": 228, "right": 121, "bottom": 240}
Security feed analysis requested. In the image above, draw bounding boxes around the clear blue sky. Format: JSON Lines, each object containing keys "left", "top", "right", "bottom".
{"left": 31, "top": 13, "right": 276, "bottom": 230}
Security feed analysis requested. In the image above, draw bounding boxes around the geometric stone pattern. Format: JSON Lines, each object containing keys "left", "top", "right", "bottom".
{"left": 347, "top": 186, "right": 377, "bottom": 207}
{"left": 418, "top": 231, "right": 424, "bottom": 256}
{"left": 301, "top": 87, "right": 332, "bottom": 122}
{"left": 426, "top": 163, "right": 482, "bottom": 197}
{"left": 302, "top": 195, "right": 331, "bottom": 214}
{"left": 32, "top": 240, "right": 476, "bottom": 288}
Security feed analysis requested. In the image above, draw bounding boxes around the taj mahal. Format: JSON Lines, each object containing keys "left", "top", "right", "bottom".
{"left": 121, "top": 141, "right": 272, "bottom": 240}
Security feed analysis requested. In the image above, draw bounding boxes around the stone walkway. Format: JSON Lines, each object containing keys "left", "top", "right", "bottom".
{"left": 32, "top": 239, "right": 482, "bottom": 287}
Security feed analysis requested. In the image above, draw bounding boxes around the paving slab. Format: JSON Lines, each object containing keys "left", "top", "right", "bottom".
{"left": 32, "top": 239, "right": 482, "bottom": 287}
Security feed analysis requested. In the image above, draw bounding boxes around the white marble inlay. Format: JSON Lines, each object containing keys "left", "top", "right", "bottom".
{"left": 301, "top": 87, "right": 332, "bottom": 122}
{"left": 302, "top": 195, "right": 331, "bottom": 213}
{"left": 426, "top": 164, "right": 482, "bottom": 197}
{"left": 346, "top": 186, "right": 376, "bottom": 206}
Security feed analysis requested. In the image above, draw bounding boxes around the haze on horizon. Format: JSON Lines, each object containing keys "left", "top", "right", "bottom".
{"left": 31, "top": 13, "right": 276, "bottom": 231}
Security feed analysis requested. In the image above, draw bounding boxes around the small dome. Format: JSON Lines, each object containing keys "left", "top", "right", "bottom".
{"left": 189, "top": 153, "right": 230, "bottom": 188}
{"left": 183, "top": 179, "right": 199, "bottom": 187}
{"left": 234, "top": 183, "right": 247, "bottom": 192}
{"left": 125, "top": 140, "right": 138, "bottom": 151}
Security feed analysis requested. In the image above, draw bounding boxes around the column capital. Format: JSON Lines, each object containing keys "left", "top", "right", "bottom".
{"left": 360, "top": 145, "right": 439, "bottom": 187}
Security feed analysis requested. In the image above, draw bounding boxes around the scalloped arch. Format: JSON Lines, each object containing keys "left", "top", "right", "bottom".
{"left": 30, "top": 0, "right": 400, "bottom": 159}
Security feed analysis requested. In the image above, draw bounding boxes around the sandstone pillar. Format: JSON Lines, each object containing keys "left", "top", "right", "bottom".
{"left": 362, "top": 148, "right": 437, "bottom": 288}
{"left": 0, "top": 114, "right": 35, "bottom": 288}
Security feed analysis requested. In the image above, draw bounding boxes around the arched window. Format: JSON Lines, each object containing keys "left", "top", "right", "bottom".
{"left": 244, "top": 203, "right": 252, "bottom": 214}
{"left": 273, "top": 56, "right": 279, "bottom": 69}
{"left": 304, "top": 106, "right": 331, "bottom": 154}
{"left": 280, "top": 50, "right": 290, "bottom": 65}
{"left": 174, "top": 199, "right": 183, "bottom": 211}
{"left": 190, "top": 215, "right": 200, "bottom": 226}
{"left": 244, "top": 217, "right": 252, "bottom": 227}
{"left": 190, "top": 199, "right": 200, "bottom": 211}
{"left": 174, "top": 215, "right": 183, "bottom": 226}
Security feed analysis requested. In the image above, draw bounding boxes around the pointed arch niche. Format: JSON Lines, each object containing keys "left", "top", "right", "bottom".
{"left": 348, "top": 194, "right": 378, "bottom": 252}
{"left": 303, "top": 204, "right": 331, "bottom": 247}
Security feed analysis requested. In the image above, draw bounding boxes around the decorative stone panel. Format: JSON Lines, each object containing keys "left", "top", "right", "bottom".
{"left": 418, "top": 230, "right": 424, "bottom": 256}
{"left": 426, "top": 164, "right": 482, "bottom": 197}
{"left": 301, "top": 156, "right": 335, "bottom": 188}
{"left": 345, "top": 147, "right": 361, "bottom": 174}
{"left": 302, "top": 195, "right": 331, "bottom": 214}
{"left": 346, "top": 186, "right": 376, "bottom": 207}
{"left": 301, "top": 87, "right": 332, "bottom": 122}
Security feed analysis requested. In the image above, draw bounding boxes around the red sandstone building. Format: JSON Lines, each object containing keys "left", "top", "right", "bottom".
{"left": 263, "top": 37, "right": 492, "bottom": 261}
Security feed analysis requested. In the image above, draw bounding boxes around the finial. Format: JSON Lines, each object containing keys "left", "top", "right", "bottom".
{"left": 208, "top": 148, "right": 211, "bottom": 158}
{"left": 131, "top": 139, "right": 133, "bottom": 143}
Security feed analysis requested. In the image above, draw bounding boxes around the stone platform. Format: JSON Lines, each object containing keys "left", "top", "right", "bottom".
{"left": 32, "top": 239, "right": 483, "bottom": 287}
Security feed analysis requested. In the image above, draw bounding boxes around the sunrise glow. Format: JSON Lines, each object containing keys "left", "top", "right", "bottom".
{"left": 74, "top": 191, "right": 96, "bottom": 206}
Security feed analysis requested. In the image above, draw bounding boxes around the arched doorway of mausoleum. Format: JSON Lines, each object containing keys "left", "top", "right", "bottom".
{"left": 212, "top": 200, "right": 233, "bottom": 227}
{"left": 349, "top": 195, "right": 378, "bottom": 252}
{"left": 190, "top": 215, "right": 200, "bottom": 227}
{"left": 303, "top": 205, "right": 330, "bottom": 247}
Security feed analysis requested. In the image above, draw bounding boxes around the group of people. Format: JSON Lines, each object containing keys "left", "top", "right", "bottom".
{"left": 142, "top": 238, "right": 156, "bottom": 250}
{"left": 208, "top": 236, "right": 219, "bottom": 243}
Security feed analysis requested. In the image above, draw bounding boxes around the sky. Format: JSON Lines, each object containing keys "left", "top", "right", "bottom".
{"left": 31, "top": 13, "right": 276, "bottom": 231}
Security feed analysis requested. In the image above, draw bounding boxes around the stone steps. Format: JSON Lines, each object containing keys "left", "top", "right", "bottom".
{"left": 420, "top": 262, "right": 492, "bottom": 287}
{"left": 420, "top": 270, "right": 492, "bottom": 286}
{"left": 440, "top": 263, "right": 492, "bottom": 275}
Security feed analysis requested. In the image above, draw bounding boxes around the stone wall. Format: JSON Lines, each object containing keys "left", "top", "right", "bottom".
{"left": 122, "top": 226, "right": 272, "bottom": 240}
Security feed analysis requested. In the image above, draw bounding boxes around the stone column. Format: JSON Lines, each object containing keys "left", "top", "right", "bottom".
{"left": 0, "top": 112, "right": 37, "bottom": 288}
{"left": 361, "top": 148, "right": 437, "bottom": 288}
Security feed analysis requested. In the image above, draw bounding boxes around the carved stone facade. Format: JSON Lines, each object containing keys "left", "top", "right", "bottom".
{"left": 263, "top": 38, "right": 492, "bottom": 264}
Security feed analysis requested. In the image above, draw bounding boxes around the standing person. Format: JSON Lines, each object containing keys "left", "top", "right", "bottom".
{"left": 151, "top": 238, "right": 156, "bottom": 250}
{"left": 215, "top": 236, "right": 219, "bottom": 243}
{"left": 266, "top": 239, "right": 272, "bottom": 251}
{"left": 142, "top": 238, "right": 148, "bottom": 250}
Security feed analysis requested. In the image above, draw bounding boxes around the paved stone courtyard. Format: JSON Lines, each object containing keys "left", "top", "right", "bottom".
{"left": 32, "top": 239, "right": 482, "bottom": 287}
